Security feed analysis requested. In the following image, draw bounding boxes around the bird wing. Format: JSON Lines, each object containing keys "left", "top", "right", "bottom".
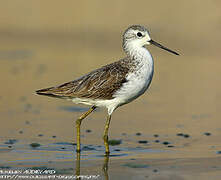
{"left": 36, "top": 59, "right": 130, "bottom": 100}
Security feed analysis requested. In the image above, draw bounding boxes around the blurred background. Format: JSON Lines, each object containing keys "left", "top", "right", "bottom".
{"left": 0, "top": 0, "right": 221, "bottom": 154}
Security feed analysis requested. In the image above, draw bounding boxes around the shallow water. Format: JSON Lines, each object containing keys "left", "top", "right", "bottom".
{"left": 1, "top": 135, "right": 221, "bottom": 179}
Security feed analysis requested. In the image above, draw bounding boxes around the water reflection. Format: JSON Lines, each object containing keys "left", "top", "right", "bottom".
{"left": 102, "top": 155, "right": 109, "bottom": 180}
{"left": 75, "top": 152, "right": 109, "bottom": 180}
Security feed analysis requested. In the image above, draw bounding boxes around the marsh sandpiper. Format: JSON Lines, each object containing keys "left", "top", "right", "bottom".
{"left": 36, "top": 25, "right": 179, "bottom": 154}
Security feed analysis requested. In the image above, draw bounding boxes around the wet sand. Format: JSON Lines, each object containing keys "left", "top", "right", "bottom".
{"left": 0, "top": 1, "right": 221, "bottom": 179}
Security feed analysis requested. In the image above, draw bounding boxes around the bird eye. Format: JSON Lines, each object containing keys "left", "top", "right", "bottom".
{"left": 137, "top": 32, "right": 143, "bottom": 37}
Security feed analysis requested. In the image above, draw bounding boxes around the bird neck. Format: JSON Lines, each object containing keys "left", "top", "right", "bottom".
{"left": 123, "top": 42, "right": 153, "bottom": 66}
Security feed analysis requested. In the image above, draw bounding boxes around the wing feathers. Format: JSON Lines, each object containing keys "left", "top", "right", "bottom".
{"left": 36, "top": 59, "right": 131, "bottom": 100}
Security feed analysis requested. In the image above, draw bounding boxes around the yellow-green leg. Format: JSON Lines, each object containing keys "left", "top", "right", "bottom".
{"left": 103, "top": 114, "right": 111, "bottom": 155}
{"left": 76, "top": 106, "right": 96, "bottom": 152}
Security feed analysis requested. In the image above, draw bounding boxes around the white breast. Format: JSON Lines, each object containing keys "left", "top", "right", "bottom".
{"left": 113, "top": 47, "right": 154, "bottom": 107}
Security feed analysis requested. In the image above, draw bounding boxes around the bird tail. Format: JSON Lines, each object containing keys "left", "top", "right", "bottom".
{"left": 35, "top": 87, "right": 60, "bottom": 98}
{"left": 36, "top": 87, "right": 53, "bottom": 95}
{"left": 36, "top": 86, "right": 72, "bottom": 99}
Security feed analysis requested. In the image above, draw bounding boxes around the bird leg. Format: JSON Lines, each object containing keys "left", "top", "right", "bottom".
{"left": 76, "top": 106, "right": 96, "bottom": 152}
{"left": 103, "top": 114, "right": 112, "bottom": 154}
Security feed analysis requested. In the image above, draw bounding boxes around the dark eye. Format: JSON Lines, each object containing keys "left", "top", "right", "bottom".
{"left": 137, "top": 32, "right": 143, "bottom": 37}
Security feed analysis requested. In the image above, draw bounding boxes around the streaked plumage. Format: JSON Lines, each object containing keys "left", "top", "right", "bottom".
{"left": 36, "top": 58, "right": 132, "bottom": 100}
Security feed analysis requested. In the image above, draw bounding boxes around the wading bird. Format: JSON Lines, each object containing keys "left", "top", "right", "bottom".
{"left": 36, "top": 25, "right": 179, "bottom": 154}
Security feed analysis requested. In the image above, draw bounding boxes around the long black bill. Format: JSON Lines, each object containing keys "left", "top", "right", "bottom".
{"left": 149, "top": 39, "right": 179, "bottom": 56}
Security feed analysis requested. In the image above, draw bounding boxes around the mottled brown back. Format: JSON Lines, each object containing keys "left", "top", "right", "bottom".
{"left": 36, "top": 58, "right": 134, "bottom": 100}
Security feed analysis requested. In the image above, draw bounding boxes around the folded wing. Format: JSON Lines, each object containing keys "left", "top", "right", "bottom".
{"left": 36, "top": 60, "right": 129, "bottom": 100}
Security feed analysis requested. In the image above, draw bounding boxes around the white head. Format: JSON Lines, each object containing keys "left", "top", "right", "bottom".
{"left": 123, "top": 25, "right": 151, "bottom": 49}
{"left": 123, "top": 25, "right": 179, "bottom": 56}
